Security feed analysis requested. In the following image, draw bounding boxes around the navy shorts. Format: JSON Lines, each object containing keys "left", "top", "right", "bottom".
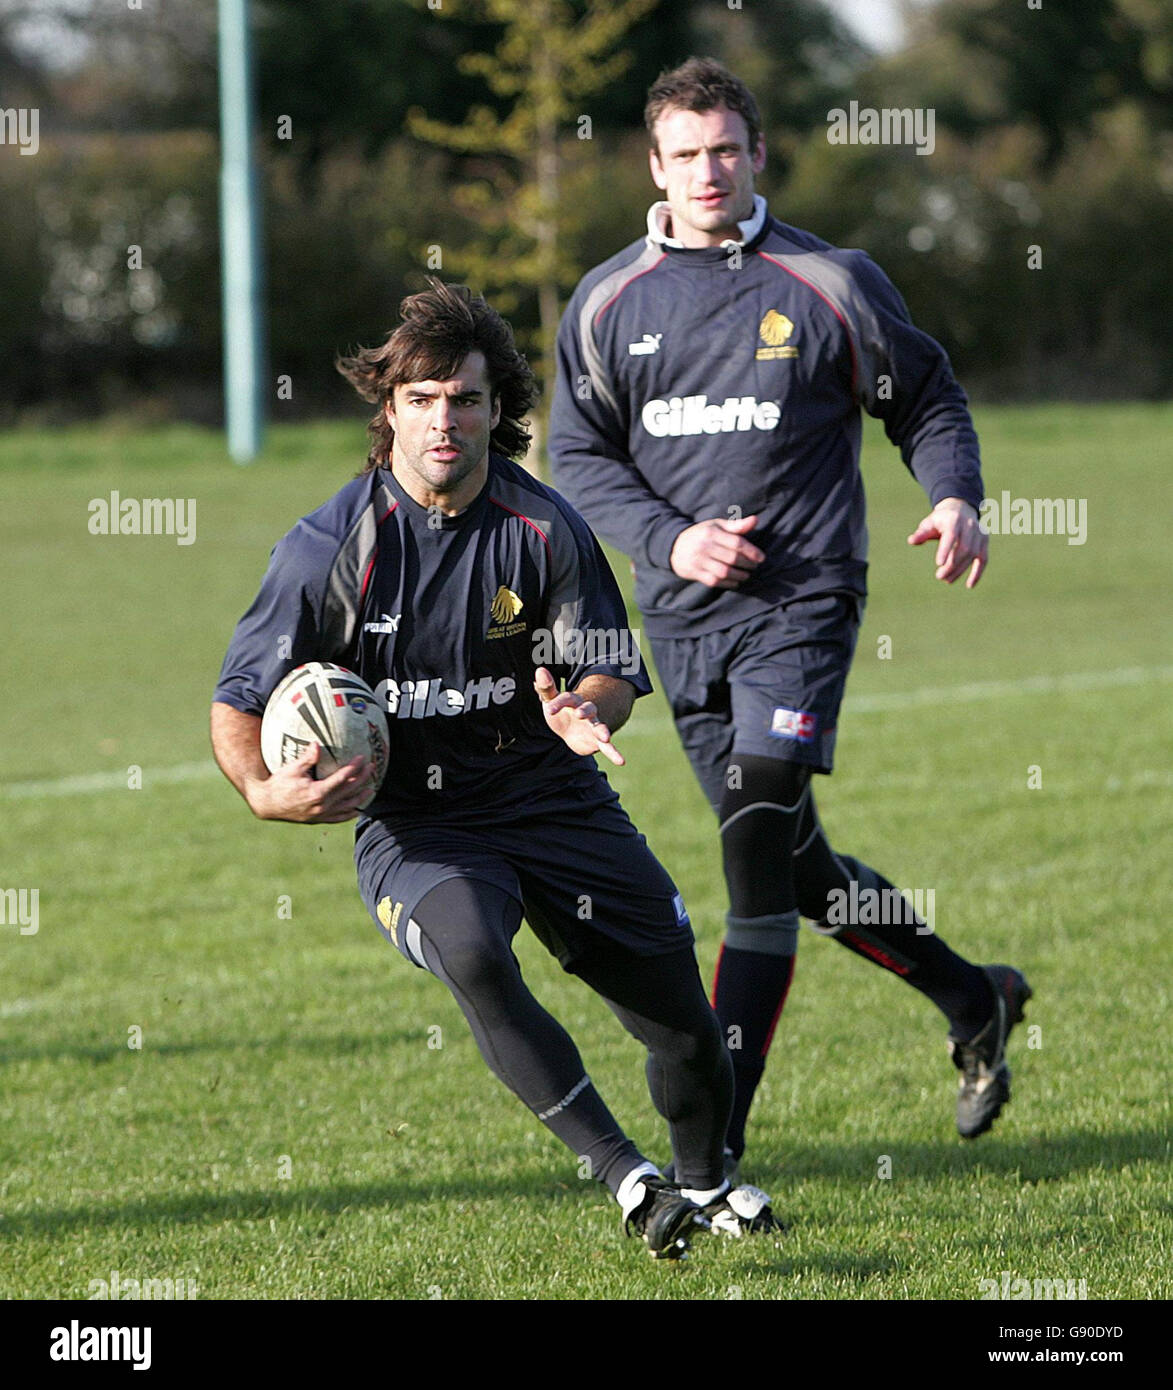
{"left": 354, "top": 777, "right": 693, "bottom": 970}
{"left": 649, "top": 593, "right": 863, "bottom": 811}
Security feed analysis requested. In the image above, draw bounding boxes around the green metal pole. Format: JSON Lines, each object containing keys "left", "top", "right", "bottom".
{"left": 218, "top": 0, "right": 264, "bottom": 462}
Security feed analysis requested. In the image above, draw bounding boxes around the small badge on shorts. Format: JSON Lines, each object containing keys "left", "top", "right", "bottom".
{"left": 769, "top": 706, "right": 818, "bottom": 743}
{"left": 377, "top": 895, "right": 403, "bottom": 946}
{"left": 672, "top": 893, "right": 690, "bottom": 926}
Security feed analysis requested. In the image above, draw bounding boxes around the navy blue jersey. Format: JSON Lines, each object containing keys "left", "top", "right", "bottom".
{"left": 213, "top": 454, "right": 651, "bottom": 822}
{"left": 549, "top": 197, "right": 984, "bottom": 638}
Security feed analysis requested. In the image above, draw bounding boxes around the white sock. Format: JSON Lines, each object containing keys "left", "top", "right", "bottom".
{"left": 681, "top": 1179, "right": 731, "bottom": 1207}
{"left": 616, "top": 1161, "right": 662, "bottom": 1218}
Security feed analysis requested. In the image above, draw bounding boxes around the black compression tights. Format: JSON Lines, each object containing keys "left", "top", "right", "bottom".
{"left": 411, "top": 878, "right": 732, "bottom": 1194}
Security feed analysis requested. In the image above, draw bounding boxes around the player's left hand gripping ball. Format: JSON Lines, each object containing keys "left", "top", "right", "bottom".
{"left": 261, "top": 662, "right": 390, "bottom": 807}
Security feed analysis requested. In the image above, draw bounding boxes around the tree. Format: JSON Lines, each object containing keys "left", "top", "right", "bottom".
{"left": 689, "top": 0, "right": 868, "bottom": 184}
{"left": 254, "top": 0, "right": 494, "bottom": 170}
{"left": 922, "top": 0, "right": 1171, "bottom": 170}
{"left": 407, "top": 0, "right": 660, "bottom": 396}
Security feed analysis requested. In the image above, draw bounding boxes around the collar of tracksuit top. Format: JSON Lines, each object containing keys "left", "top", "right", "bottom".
{"left": 643, "top": 193, "right": 770, "bottom": 258}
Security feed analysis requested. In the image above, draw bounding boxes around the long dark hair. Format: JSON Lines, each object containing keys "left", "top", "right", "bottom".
{"left": 337, "top": 279, "right": 536, "bottom": 472}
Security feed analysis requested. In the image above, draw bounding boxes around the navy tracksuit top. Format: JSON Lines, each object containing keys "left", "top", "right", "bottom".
{"left": 549, "top": 198, "right": 985, "bottom": 637}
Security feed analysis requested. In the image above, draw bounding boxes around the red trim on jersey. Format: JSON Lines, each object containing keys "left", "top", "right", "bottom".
{"left": 594, "top": 253, "right": 668, "bottom": 324}
{"left": 760, "top": 955, "right": 796, "bottom": 1057}
{"left": 757, "top": 251, "right": 860, "bottom": 397}
{"left": 361, "top": 500, "right": 398, "bottom": 603}
{"left": 360, "top": 553, "right": 377, "bottom": 602}
{"left": 489, "top": 497, "right": 552, "bottom": 558}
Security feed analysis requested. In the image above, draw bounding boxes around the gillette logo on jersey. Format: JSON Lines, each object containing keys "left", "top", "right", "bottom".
{"left": 376, "top": 675, "right": 516, "bottom": 719}
{"left": 641, "top": 394, "right": 781, "bottom": 438}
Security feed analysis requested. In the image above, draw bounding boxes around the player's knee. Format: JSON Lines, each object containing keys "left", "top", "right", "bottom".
{"left": 427, "top": 935, "right": 518, "bottom": 1000}
{"left": 721, "top": 752, "right": 810, "bottom": 814}
{"left": 719, "top": 756, "right": 811, "bottom": 851}
{"left": 719, "top": 757, "right": 811, "bottom": 917}
{"left": 792, "top": 848, "right": 851, "bottom": 921}
{"left": 671, "top": 1002, "right": 724, "bottom": 1068}
{"left": 694, "top": 1005, "right": 727, "bottom": 1076}
{"left": 647, "top": 1010, "right": 727, "bottom": 1105}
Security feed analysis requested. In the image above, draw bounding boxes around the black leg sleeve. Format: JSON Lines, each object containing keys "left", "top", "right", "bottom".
{"left": 570, "top": 942, "right": 733, "bottom": 1193}
{"left": 412, "top": 878, "right": 643, "bottom": 1194}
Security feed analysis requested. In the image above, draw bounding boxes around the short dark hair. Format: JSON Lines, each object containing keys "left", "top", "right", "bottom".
{"left": 337, "top": 279, "right": 536, "bottom": 473}
{"left": 644, "top": 56, "right": 763, "bottom": 156}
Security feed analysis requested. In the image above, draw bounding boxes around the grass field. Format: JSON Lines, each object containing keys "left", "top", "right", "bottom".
{"left": 1, "top": 404, "right": 1170, "bottom": 1302}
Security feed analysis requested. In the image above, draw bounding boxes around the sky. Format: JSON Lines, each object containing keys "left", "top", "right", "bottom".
{"left": 823, "top": 0, "right": 936, "bottom": 53}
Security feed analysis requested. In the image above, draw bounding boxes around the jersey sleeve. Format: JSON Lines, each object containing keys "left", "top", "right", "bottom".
{"left": 212, "top": 527, "right": 334, "bottom": 716}
{"left": 548, "top": 287, "right": 692, "bottom": 572}
{"left": 850, "top": 252, "right": 985, "bottom": 512}
{"left": 542, "top": 499, "right": 653, "bottom": 698}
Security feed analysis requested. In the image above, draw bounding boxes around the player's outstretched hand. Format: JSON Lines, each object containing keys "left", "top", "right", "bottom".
{"left": 534, "top": 667, "right": 625, "bottom": 767}
{"left": 249, "top": 743, "right": 375, "bottom": 823}
{"left": 670, "top": 514, "right": 765, "bottom": 589}
{"left": 908, "top": 497, "right": 987, "bottom": 589}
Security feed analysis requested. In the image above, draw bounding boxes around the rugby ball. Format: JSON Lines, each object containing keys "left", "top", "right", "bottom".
{"left": 260, "top": 662, "right": 389, "bottom": 808}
